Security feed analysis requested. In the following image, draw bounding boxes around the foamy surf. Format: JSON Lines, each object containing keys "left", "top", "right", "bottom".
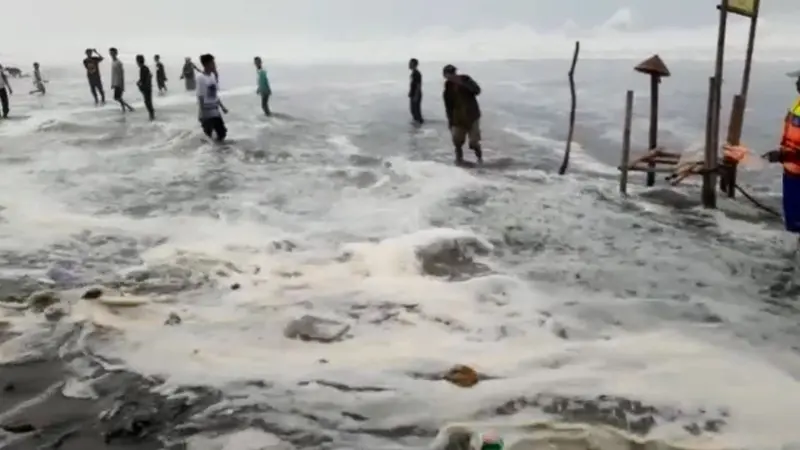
{"left": 0, "top": 57, "right": 799, "bottom": 450}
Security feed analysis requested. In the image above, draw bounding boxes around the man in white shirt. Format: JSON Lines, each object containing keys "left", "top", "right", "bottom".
{"left": 196, "top": 53, "right": 228, "bottom": 142}
{"left": 109, "top": 47, "right": 134, "bottom": 113}
{"left": 0, "top": 64, "right": 12, "bottom": 118}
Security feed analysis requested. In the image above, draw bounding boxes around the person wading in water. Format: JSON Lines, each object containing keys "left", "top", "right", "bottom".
{"left": 408, "top": 58, "right": 423, "bottom": 124}
{"left": 154, "top": 54, "right": 167, "bottom": 94}
{"left": 196, "top": 53, "right": 229, "bottom": 142}
{"left": 83, "top": 48, "right": 105, "bottom": 105}
{"left": 254, "top": 56, "right": 272, "bottom": 116}
{"left": 180, "top": 57, "right": 200, "bottom": 91}
{"left": 109, "top": 47, "right": 134, "bottom": 113}
{"left": 30, "top": 62, "right": 46, "bottom": 95}
{"left": 0, "top": 64, "right": 12, "bottom": 118}
{"left": 442, "top": 64, "right": 483, "bottom": 165}
{"left": 725, "top": 74, "right": 800, "bottom": 235}
{"left": 136, "top": 54, "right": 155, "bottom": 120}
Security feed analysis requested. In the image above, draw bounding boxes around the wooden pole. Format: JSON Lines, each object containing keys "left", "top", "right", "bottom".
{"left": 709, "top": 0, "right": 729, "bottom": 204}
{"left": 646, "top": 75, "right": 660, "bottom": 187}
{"left": 703, "top": 77, "right": 719, "bottom": 209}
{"left": 620, "top": 90, "right": 634, "bottom": 195}
{"left": 559, "top": 41, "right": 580, "bottom": 175}
{"left": 740, "top": 0, "right": 760, "bottom": 101}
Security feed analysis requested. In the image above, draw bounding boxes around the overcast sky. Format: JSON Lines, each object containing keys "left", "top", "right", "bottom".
{"left": 1, "top": 0, "right": 797, "bottom": 64}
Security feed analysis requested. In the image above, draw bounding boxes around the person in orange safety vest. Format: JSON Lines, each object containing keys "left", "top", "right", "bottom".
{"left": 757, "top": 74, "right": 800, "bottom": 232}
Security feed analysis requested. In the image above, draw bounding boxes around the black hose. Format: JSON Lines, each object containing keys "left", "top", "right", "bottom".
{"left": 663, "top": 165, "right": 783, "bottom": 219}
{"left": 732, "top": 182, "right": 782, "bottom": 218}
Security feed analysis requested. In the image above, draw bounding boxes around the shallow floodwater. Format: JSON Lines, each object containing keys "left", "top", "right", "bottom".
{"left": 1, "top": 59, "right": 800, "bottom": 450}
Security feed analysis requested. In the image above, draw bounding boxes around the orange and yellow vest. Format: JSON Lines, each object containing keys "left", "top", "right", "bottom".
{"left": 781, "top": 97, "right": 800, "bottom": 174}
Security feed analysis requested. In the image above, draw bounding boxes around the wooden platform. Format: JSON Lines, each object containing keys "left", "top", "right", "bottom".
{"left": 618, "top": 147, "right": 708, "bottom": 188}
{"left": 618, "top": 147, "right": 681, "bottom": 174}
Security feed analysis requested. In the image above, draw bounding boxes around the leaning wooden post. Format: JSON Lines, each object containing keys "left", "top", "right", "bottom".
{"left": 559, "top": 41, "right": 581, "bottom": 175}
{"left": 620, "top": 90, "right": 634, "bottom": 195}
{"left": 722, "top": 94, "right": 746, "bottom": 196}
{"left": 703, "top": 77, "right": 720, "bottom": 209}
{"left": 720, "top": 0, "right": 761, "bottom": 197}
{"left": 633, "top": 55, "right": 671, "bottom": 187}
{"left": 733, "top": 0, "right": 760, "bottom": 100}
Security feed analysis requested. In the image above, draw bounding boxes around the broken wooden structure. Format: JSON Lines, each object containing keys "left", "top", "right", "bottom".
{"left": 618, "top": 54, "right": 675, "bottom": 194}
{"left": 617, "top": 0, "right": 761, "bottom": 210}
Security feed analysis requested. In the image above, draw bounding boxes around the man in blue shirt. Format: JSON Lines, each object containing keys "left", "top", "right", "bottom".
{"left": 254, "top": 56, "right": 271, "bottom": 116}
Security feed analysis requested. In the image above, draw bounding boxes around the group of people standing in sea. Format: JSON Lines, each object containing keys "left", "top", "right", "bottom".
{"left": 0, "top": 62, "right": 46, "bottom": 119}
{"left": 0, "top": 49, "right": 272, "bottom": 144}
{"left": 1, "top": 52, "right": 483, "bottom": 165}
{"left": 79, "top": 48, "right": 271, "bottom": 141}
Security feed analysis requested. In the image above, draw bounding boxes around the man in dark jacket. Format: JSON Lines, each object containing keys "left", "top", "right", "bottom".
{"left": 408, "top": 58, "right": 423, "bottom": 124}
{"left": 442, "top": 64, "right": 482, "bottom": 164}
{"left": 136, "top": 54, "right": 155, "bottom": 120}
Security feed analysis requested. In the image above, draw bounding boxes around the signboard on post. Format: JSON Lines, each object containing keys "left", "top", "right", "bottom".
{"left": 727, "top": 0, "right": 755, "bottom": 17}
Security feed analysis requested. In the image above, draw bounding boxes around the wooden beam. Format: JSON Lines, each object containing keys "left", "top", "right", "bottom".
{"left": 651, "top": 157, "right": 680, "bottom": 165}
{"left": 646, "top": 74, "right": 661, "bottom": 187}
{"left": 627, "top": 165, "right": 679, "bottom": 174}
{"left": 619, "top": 90, "right": 634, "bottom": 195}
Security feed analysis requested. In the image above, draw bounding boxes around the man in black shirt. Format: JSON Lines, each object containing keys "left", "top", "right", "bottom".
{"left": 154, "top": 55, "right": 167, "bottom": 94}
{"left": 0, "top": 64, "right": 12, "bottom": 118}
{"left": 82, "top": 48, "right": 105, "bottom": 105}
{"left": 408, "top": 58, "right": 423, "bottom": 124}
{"left": 136, "top": 54, "right": 155, "bottom": 120}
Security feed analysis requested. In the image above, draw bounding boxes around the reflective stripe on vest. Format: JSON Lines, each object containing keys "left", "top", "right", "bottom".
{"left": 782, "top": 97, "right": 800, "bottom": 174}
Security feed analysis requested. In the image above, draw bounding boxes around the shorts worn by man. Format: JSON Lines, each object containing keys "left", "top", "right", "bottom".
{"left": 442, "top": 64, "right": 482, "bottom": 164}
{"left": 196, "top": 54, "right": 228, "bottom": 142}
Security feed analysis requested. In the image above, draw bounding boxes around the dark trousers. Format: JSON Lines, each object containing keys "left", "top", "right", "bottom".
{"left": 0, "top": 88, "right": 8, "bottom": 118}
{"left": 409, "top": 96, "right": 423, "bottom": 123}
{"left": 201, "top": 116, "right": 227, "bottom": 142}
{"left": 260, "top": 93, "right": 271, "bottom": 116}
{"left": 784, "top": 172, "right": 800, "bottom": 233}
{"left": 88, "top": 78, "right": 105, "bottom": 104}
{"left": 140, "top": 88, "right": 155, "bottom": 120}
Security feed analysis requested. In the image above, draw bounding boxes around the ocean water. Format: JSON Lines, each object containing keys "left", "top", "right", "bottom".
{"left": 2, "top": 51, "right": 800, "bottom": 449}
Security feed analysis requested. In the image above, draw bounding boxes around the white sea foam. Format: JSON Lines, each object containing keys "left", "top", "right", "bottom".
{"left": 0, "top": 52, "right": 799, "bottom": 450}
